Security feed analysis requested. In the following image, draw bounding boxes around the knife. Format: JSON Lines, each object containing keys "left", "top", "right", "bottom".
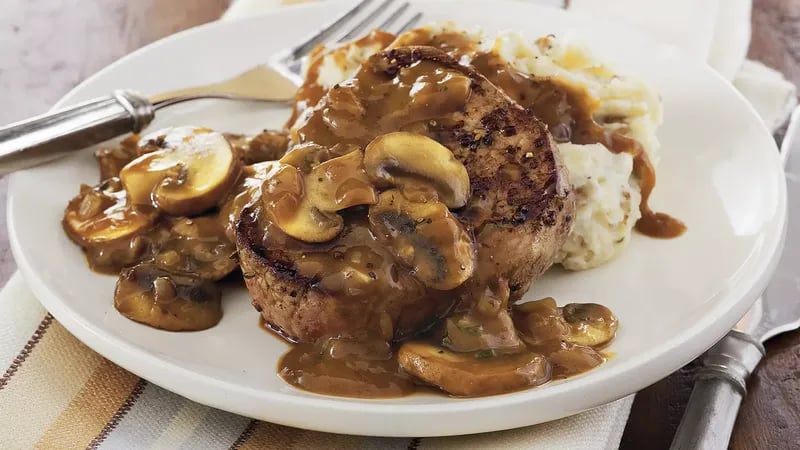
{"left": 670, "top": 107, "right": 800, "bottom": 450}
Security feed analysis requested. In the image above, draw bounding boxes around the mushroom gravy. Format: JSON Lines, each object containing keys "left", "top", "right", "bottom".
{"left": 64, "top": 130, "right": 290, "bottom": 331}
{"left": 272, "top": 297, "right": 615, "bottom": 398}
{"left": 60, "top": 25, "right": 686, "bottom": 399}
{"left": 237, "top": 43, "right": 605, "bottom": 398}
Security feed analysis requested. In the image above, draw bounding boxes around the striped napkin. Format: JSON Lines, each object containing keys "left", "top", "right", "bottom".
{"left": 1, "top": 0, "right": 795, "bottom": 449}
{"left": 0, "top": 269, "right": 631, "bottom": 448}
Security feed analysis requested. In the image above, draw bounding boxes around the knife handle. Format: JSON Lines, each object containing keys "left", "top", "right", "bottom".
{"left": 670, "top": 330, "right": 765, "bottom": 450}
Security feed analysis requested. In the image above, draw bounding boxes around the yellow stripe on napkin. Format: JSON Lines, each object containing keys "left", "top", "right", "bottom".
{"left": 0, "top": 316, "right": 141, "bottom": 449}
{"left": 36, "top": 359, "right": 139, "bottom": 448}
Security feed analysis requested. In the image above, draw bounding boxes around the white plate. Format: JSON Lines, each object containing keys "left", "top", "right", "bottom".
{"left": 7, "top": 0, "right": 787, "bottom": 437}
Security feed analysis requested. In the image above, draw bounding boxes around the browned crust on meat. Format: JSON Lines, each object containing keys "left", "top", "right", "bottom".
{"left": 236, "top": 46, "right": 575, "bottom": 342}
{"left": 236, "top": 205, "right": 453, "bottom": 341}
{"left": 236, "top": 205, "right": 320, "bottom": 341}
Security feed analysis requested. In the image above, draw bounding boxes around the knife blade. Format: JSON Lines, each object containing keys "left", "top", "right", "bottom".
{"left": 752, "top": 107, "right": 800, "bottom": 342}
{"left": 671, "top": 107, "right": 799, "bottom": 450}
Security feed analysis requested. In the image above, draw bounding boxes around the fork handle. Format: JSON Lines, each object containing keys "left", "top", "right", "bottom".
{"left": 0, "top": 90, "right": 153, "bottom": 175}
{"left": 670, "top": 330, "right": 766, "bottom": 450}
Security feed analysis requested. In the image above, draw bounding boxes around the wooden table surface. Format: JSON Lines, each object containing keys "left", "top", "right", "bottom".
{"left": 2, "top": 1, "right": 799, "bottom": 448}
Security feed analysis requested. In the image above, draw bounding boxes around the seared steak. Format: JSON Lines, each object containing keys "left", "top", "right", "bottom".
{"left": 236, "top": 46, "right": 574, "bottom": 343}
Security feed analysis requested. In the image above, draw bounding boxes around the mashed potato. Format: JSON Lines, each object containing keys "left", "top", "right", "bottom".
{"left": 556, "top": 143, "right": 641, "bottom": 270}
{"left": 315, "top": 39, "right": 388, "bottom": 90}
{"left": 302, "top": 25, "right": 663, "bottom": 271}
{"left": 486, "top": 30, "right": 660, "bottom": 269}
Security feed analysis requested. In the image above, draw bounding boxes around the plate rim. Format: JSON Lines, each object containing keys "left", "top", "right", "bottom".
{"left": 6, "top": 0, "right": 789, "bottom": 436}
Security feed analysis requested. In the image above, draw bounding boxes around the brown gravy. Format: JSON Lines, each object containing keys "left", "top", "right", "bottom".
{"left": 268, "top": 298, "right": 611, "bottom": 398}
{"left": 257, "top": 212, "right": 450, "bottom": 341}
{"left": 260, "top": 316, "right": 416, "bottom": 398}
{"left": 263, "top": 33, "right": 629, "bottom": 398}
{"left": 279, "top": 340, "right": 416, "bottom": 399}
{"left": 395, "top": 30, "right": 685, "bottom": 238}
{"left": 293, "top": 59, "right": 472, "bottom": 149}
{"left": 287, "top": 30, "right": 398, "bottom": 127}
{"left": 81, "top": 215, "right": 236, "bottom": 279}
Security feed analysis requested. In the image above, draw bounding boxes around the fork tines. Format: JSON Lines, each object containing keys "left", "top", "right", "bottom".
{"left": 286, "top": 0, "right": 422, "bottom": 64}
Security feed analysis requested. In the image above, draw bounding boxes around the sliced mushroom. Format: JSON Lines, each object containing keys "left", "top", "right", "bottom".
{"left": 154, "top": 216, "right": 238, "bottom": 281}
{"left": 114, "top": 263, "right": 222, "bottom": 331}
{"left": 562, "top": 303, "right": 618, "bottom": 348}
{"left": 219, "top": 162, "right": 281, "bottom": 240}
{"left": 63, "top": 178, "right": 156, "bottom": 246}
{"left": 548, "top": 342, "right": 605, "bottom": 378}
{"left": 279, "top": 142, "right": 359, "bottom": 173}
{"left": 82, "top": 233, "right": 159, "bottom": 275}
{"left": 512, "top": 299, "right": 618, "bottom": 349}
{"left": 397, "top": 341, "right": 551, "bottom": 397}
{"left": 305, "top": 149, "right": 377, "bottom": 211}
{"left": 442, "top": 310, "right": 523, "bottom": 354}
{"left": 120, "top": 126, "right": 240, "bottom": 216}
{"left": 261, "top": 162, "right": 340, "bottom": 243}
{"left": 262, "top": 150, "right": 377, "bottom": 243}
{"left": 368, "top": 189, "right": 475, "bottom": 290}
{"left": 364, "top": 132, "right": 470, "bottom": 208}
{"left": 512, "top": 297, "right": 570, "bottom": 347}
{"left": 279, "top": 143, "right": 330, "bottom": 172}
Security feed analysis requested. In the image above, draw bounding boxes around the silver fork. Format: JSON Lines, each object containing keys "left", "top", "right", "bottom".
{"left": 269, "top": 0, "right": 422, "bottom": 86}
{"left": 0, "top": 0, "right": 422, "bottom": 175}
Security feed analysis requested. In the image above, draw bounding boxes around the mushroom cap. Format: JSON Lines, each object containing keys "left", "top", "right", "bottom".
{"left": 397, "top": 341, "right": 551, "bottom": 397}
{"left": 261, "top": 162, "right": 344, "bottom": 243}
{"left": 368, "top": 189, "right": 475, "bottom": 290}
{"left": 562, "top": 303, "right": 618, "bottom": 348}
{"left": 153, "top": 216, "right": 238, "bottom": 281}
{"left": 513, "top": 298, "right": 618, "bottom": 349}
{"left": 261, "top": 150, "right": 377, "bottom": 244}
{"left": 114, "top": 263, "right": 222, "bottom": 331}
{"left": 120, "top": 126, "right": 241, "bottom": 216}
{"left": 364, "top": 132, "right": 470, "bottom": 208}
{"left": 63, "top": 178, "right": 156, "bottom": 246}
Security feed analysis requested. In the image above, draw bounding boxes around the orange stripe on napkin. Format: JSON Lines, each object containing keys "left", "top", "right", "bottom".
{"left": 35, "top": 359, "right": 141, "bottom": 448}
